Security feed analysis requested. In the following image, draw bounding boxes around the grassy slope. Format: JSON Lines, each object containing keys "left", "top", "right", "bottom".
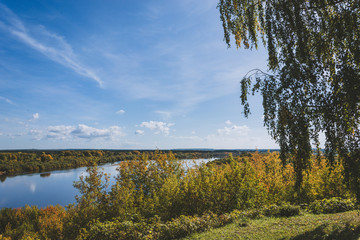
{"left": 183, "top": 211, "right": 360, "bottom": 240}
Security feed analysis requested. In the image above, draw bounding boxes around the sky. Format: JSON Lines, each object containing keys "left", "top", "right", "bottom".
{"left": 0, "top": 0, "right": 278, "bottom": 150}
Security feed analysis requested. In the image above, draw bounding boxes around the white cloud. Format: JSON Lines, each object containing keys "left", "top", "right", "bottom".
{"left": 0, "top": 96, "right": 15, "bottom": 105}
{"left": 116, "top": 109, "right": 125, "bottom": 115}
{"left": 225, "top": 120, "right": 232, "bottom": 125}
{"left": 0, "top": 3, "right": 103, "bottom": 86}
{"left": 47, "top": 125, "right": 75, "bottom": 139}
{"left": 43, "top": 124, "right": 125, "bottom": 140}
{"left": 140, "top": 121, "right": 174, "bottom": 135}
{"left": 32, "top": 113, "right": 39, "bottom": 120}
{"left": 217, "top": 125, "right": 250, "bottom": 136}
{"left": 29, "top": 129, "right": 43, "bottom": 140}
{"left": 135, "top": 130, "right": 144, "bottom": 135}
{"left": 71, "top": 124, "right": 124, "bottom": 139}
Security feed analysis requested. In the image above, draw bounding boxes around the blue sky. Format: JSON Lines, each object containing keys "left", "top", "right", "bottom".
{"left": 0, "top": 0, "right": 278, "bottom": 150}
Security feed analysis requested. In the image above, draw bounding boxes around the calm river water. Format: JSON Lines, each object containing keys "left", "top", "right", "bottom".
{"left": 0, "top": 159, "right": 213, "bottom": 208}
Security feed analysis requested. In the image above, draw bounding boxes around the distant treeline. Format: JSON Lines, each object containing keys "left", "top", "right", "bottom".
{"left": 0, "top": 149, "right": 254, "bottom": 176}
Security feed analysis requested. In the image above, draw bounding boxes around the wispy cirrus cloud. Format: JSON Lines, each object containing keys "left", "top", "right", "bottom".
{"left": 0, "top": 3, "right": 103, "bottom": 86}
{"left": 94, "top": 0, "right": 267, "bottom": 116}
{"left": 0, "top": 96, "right": 15, "bottom": 105}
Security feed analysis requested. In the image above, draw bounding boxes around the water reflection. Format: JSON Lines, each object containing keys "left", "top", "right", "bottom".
{"left": 40, "top": 173, "right": 51, "bottom": 178}
{"left": 29, "top": 183, "right": 36, "bottom": 193}
{"left": 0, "top": 175, "right": 6, "bottom": 183}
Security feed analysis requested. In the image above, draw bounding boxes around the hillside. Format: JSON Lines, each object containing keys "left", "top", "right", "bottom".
{"left": 184, "top": 211, "right": 360, "bottom": 240}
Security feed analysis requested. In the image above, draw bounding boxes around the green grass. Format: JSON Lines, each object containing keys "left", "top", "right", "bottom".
{"left": 183, "top": 210, "right": 360, "bottom": 240}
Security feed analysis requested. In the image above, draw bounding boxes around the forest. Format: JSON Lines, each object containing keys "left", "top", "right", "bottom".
{"left": 0, "top": 151, "right": 358, "bottom": 239}
{"left": 0, "top": 149, "right": 246, "bottom": 177}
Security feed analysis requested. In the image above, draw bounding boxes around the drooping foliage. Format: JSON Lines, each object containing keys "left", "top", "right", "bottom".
{"left": 218, "top": 0, "right": 360, "bottom": 196}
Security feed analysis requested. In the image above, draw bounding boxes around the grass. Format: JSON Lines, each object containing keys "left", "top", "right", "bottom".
{"left": 183, "top": 210, "right": 360, "bottom": 240}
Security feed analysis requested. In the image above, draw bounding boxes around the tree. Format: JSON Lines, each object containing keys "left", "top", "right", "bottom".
{"left": 218, "top": 0, "right": 360, "bottom": 199}
{"left": 65, "top": 165, "right": 110, "bottom": 237}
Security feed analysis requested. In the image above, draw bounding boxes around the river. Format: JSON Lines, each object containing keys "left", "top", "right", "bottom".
{"left": 0, "top": 158, "right": 214, "bottom": 208}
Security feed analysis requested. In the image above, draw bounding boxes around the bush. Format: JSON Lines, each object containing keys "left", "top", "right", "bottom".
{"left": 77, "top": 219, "right": 155, "bottom": 240}
{"left": 76, "top": 206, "right": 301, "bottom": 240}
{"left": 263, "top": 203, "right": 301, "bottom": 217}
{"left": 307, "top": 197, "right": 356, "bottom": 214}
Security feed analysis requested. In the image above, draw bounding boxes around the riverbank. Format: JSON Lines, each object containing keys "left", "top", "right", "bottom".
{"left": 0, "top": 149, "right": 234, "bottom": 176}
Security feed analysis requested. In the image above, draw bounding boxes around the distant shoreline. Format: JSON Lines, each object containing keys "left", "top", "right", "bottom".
{"left": 0, "top": 148, "right": 281, "bottom": 152}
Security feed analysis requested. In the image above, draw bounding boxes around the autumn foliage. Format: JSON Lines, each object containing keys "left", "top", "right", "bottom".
{"left": 0, "top": 151, "right": 353, "bottom": 239}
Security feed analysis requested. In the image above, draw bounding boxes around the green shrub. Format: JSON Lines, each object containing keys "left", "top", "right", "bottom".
{"left": 78, "top": 212, "right": 223, "bottom": 240}
{"left": 77, "top": 207, "right": 297, "bottom": 240}
{"left": 307, "top": 197, "right": 356, "bottom": 214}
{"left": 263, "top": 203, "right": 301, "bottom": 217}
{"left": 77, "top": 219, "right": 156, "bottom": 240}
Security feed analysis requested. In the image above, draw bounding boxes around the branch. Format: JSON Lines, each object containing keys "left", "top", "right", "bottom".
{"left": 301, "top": 0, "right": 353, "bottom": 11}
{"left": 243, "top": 68, "right": 278, "bottom": 79}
